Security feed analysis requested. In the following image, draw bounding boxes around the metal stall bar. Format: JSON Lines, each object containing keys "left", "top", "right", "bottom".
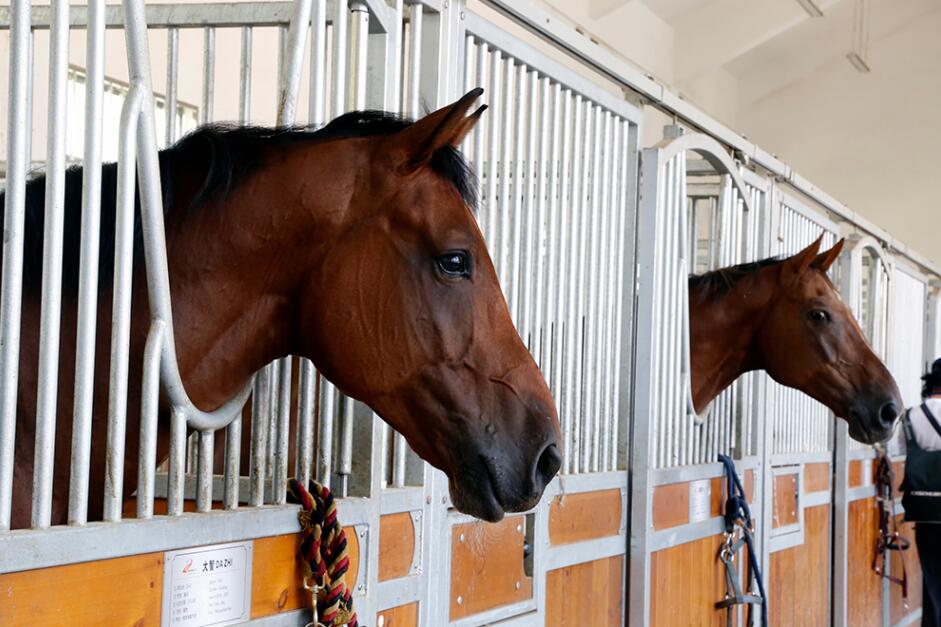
{"left": 103, "top": 86, "right": 143, "bottom": 523}
{"left": 68, "top": 0, "right": 106, "bottom": 526}
{"left": 0, "top": 36, "right": 21, "bottom": 527}
{"left": 202, "top": 27, "right": 215, "bottom": 123}
{"left": 32, "top": 0, "right": 70, "bottom": 529}
{"left": 240, "top": 26, "right": 253, "bottom": 123}
{"left": 165, "top": 27, "right": 179, "bottom": 144}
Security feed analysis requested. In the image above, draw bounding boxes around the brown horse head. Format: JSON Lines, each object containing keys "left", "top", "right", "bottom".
{"left": 755, "top": 236, "right": 902, "bottom": 442}
{"left": 295, "top": 89, "right": 561, "bottom": 521}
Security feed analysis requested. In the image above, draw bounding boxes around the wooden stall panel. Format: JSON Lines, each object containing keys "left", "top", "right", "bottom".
{"left": 804, "top": 462, "right": 830, "bottom": 493}
{"left": 650, "top": 535, "right": 727, "bottom": 627}
{"left": 379, "top": 512, "right": 416, "bottom": 581}
{"left": 0, "top": 552, "right": 163, "bottom": 626}
{"left": 252, "top": 528, "right": 360, "bottom": 619}
{"left": 848, "top": 497, "right": 882, "bottom": 627}
{"left": 772, "top": 473, "right": 799, "bottom": 528}
{"left": 890, "top": 517, "right": 922, "bottom": 624}
{"left": 377, "top": 602, "right": 419, "bottom": 627}
{"left": 546, "top": 556, "right": 624, "bottom": 626}
{"left": 652, "top": 482, "right": 689, "bottom": 530}
{"left": 769, "top": 504, "right": 830, "bottom": 626}
{"left": 549, "top": 489, "right": 622, "bottom": 545}
{"left": 449, "top": 516, "right": 532, "bottom": 620}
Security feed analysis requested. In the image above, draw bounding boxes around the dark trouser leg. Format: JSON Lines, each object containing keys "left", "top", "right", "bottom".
{"left": 917, "top": 524, "right": 941, "bottom": 627}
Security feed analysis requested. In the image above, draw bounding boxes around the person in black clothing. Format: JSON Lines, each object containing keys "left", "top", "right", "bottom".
{"left": 901, "top": 357, "right": 941, "bottom": 626}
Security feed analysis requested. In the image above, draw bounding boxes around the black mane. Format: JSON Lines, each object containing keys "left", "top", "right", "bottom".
{"left": 5, "top": 110, "right": 478, "bottom": 294}
{"left": 688, "top": 257, "right": 782, "bottom": 300}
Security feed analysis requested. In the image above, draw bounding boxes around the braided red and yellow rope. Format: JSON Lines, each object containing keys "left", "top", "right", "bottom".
{"left": 288, "top": 478, "right": 358, "bottom": 627}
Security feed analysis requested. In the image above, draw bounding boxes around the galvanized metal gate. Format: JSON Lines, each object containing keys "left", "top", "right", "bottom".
{"left": 2, "top": 0, "right": 941, "bottom": 625}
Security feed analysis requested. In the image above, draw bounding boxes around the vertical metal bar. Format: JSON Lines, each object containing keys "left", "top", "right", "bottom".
{"left": 349, "top": 3, "right": 369, "bottom": 110}
{"left": 610, "top": 120, "right": 631, "bottom": 470}
{"left": 508, "top": 63, "right": 526, "bottom": 325}
{"left": 564, "top": 95, "right": 584, "bottom": 472}
{"left": 165, "top": 27, "right": 179, "bottom": 144}
{"left": 102, "top": 89, "right": 143, "bottom": 523}
{"left": 277, "top": 0, "right": 313, "bottom": 125}
{"left": 202, "top": 27, "right": 215, "bottom": 124}
{"left": 339, "top": 396, "right": 355, "bottom": 495}
{"left": 552, "top": 86, "right": 569, "bottom": 470}
{"left": 393, "top": 432, "right": 407, "bottom": 488}
{"left": 498, "top": 57, "right": 513, "bottom": 290}
{"left": 318, "top": 377, "right": 336, "bottom": 488}
{"left": 167, "top": 408, "right": 187, "bottom": 516}
{"left": 0, "top": 36, "right": 24, "bottom": 524}
{"left": 250, "top": 367, "right": 270, "bottom": 506}
{"left": 239, "top": 27, "right": 253, "bottom": 124}
{"left": 295, "top": 359, "right": 316, "bottom": 485}
{"left": 485, "top": 49, "right": 500, "bottom": 246}
{"left": 520, "top": 69, "right": 538, "bottom": 353}
{"left": 471, "top": 40, "right": 486, "bottom": 211}
{"left": 223, "top": 413, "right": 241, "bottom": 509}
{"left": 196, "top": 430, "right": 214, "bottom": 512}
{"left": 272, "top": 358, "right": 292, "bottom": 504}
{"left": 533, "top": 78, "right": 552, "bottom": 371}
{"left": 407, "top": 3, "right": 423, "bottom": 116}
{"left": 68, "top": 0, "right": 105, "bottom": 526}
{"left": 309, "top": 0, "right": 327, "bottom": 125}
{"left": 588, "top": 107, "right": 605, "bottom": 472}
{"left": 32, "top": 0, "right": 70, "bottom": 529}
{"left": 332, "top": 0, "right": 349, "bottom": 116}
{"left": 598, "top": 112, "right": 614, "bottom": 471}
{"left": 137, "top": 322, "right": 165, "bottom": 520}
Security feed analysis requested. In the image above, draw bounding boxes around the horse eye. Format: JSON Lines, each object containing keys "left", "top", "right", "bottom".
{"left": 808, "top": 309, "right": 831, "bottom": 324}
{"left": 436, "top": 252, "right": 470, "bottom": 278}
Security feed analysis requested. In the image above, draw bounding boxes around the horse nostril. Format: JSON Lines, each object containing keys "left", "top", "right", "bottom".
{"left": 533, "top": 443, "right": 562, "bottom": 492}
{"left": 878, "top": 401, "right": 899, "bottom": 428}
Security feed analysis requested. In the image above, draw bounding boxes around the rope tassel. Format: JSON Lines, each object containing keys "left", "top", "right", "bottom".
{"left": 287, "top": 478, "right": 359, "bottom": 627}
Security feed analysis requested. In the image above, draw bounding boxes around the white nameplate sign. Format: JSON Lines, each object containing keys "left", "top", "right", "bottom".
{"left": 162, "top": 541, "right": 253, "bottom": 627}
{"left": 689, "top": 478, "right": 712, "bottom": 523}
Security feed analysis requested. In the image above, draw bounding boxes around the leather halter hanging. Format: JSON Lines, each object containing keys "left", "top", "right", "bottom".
{"left": 872, "top": 449, "right": 910, "bottom": 608}
{"left": 716, "top": 454, "right": 767, "bottom": 627}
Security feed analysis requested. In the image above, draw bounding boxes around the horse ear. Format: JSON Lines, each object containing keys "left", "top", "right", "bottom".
{"left": 390, "top": 88, "right": 485, "bottom": 171}
{"left": 782, "top": 234, "right": 824, "bottom": 283}
{"left": 812, "top": 238, "right": 845, "bottom": 273}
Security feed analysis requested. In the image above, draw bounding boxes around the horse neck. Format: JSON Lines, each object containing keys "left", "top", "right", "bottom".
{"left": 163, "top": 143, "right": 357, "bottom": 411}
{"left": 688, "top": 274, "right": 774, "bottom": 412}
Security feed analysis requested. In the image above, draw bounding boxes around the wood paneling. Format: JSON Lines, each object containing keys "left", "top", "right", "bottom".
{"left": 379, "top": 512, "right": 415, "bottom": 581}
{"left": 890, "top": 516, "right": 922, "bottom": 624}
{"left": 653, "top": 482, "right": 688, "bottom": 530}
{"left": 251, "top": 528, "right": 360, "bottom": 619}
{"left": 549, "top": 489, "right": 622, "bottom": 545}
{"left": 252, "top": 534, "right": 306, "bottom": 618}
{"left": 769, "top": 504, "right": 831, "bottom": 625}
{"left": 848, "top": 497, "right": 882, "bottom": 627}
{"left": 804, "top": 462, "right": 830, "bottom": 493}
{"left": 449, "top": 516, "right": 532, "bottom": 620}
{"left": 849, "top": 460, "right": 863, "bottom": 488}
{"left": 0, "top": 552, "right": 163, "bottom": 626}
{"left": 650, "top": 535, "right": 727, "bottom": 627}
{"left": 546, "top": 556, "right": 624, "bottom": 626}
{"left": 772, "top": 473, "right": 798, "bottom": 528}
{"left": 377, "top": 602, "right": 419, "bottom": 627}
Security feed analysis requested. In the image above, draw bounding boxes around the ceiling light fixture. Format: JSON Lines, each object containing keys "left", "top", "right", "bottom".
{"left": 795, "top": 0, "right": 824, "bottom": 17}
{"left": 848, "top": 0, "right": 872, "bottom": 73}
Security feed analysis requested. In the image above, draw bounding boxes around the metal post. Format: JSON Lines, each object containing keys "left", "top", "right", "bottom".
{"left": 68, "top": 0, "right": 105, "bottom": 526}
{"left": 137, "top": 321, "right": 165, "bottom": 519}
{"left": 202, "top": 27, "right": 215, "bottom": 124}
{"left": 103, "top": 88, "right": 143, "bottom": 522}
{"left": 239, "top": 27, "right": 253, "bottom": 124}
{"left": 165, "top": 27, "right": 179, "bottom": 144}
{"left": 0, "top": 40, "right": 22, "bottom": 523}
{"left": 32, "top": 0, "right": 70, "bottom": 529}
